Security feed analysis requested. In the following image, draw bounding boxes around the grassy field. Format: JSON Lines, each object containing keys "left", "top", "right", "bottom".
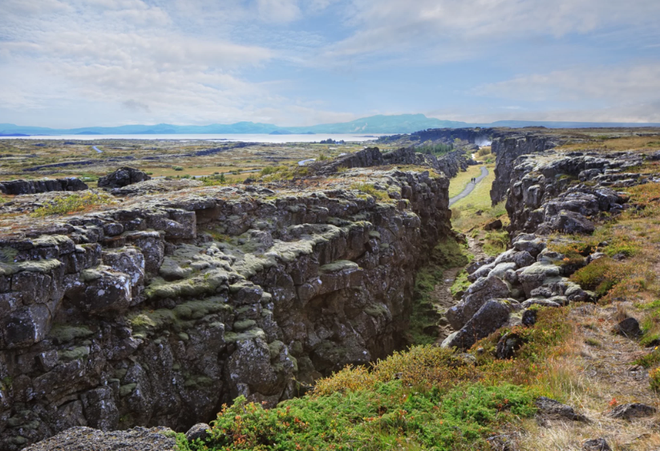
{"left": 448, "top": 165, "right": 483, "bottom": 198}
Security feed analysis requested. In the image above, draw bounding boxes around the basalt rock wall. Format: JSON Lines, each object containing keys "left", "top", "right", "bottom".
{"left": 489, "top": 134, "right": 563, "bottom": 205}
{"left": 0, "top": 168, "right": 451, "bottom": 449}
{"left": 0, "top": 179, "right": 88, "bottom": 196}
{"left": 310, "top": 146, "right": 470, "bottom": 179}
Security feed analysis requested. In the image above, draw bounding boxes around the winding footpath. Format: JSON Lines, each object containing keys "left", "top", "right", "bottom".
{"left": 448, "top": 165, "right": 488, "bottom": 207}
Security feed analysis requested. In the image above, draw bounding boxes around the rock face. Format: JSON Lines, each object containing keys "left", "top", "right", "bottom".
{"left": 309, "top": 146, "right": 470, "bottom": 179}
{"left": 442, "top": 145, "right": 651, "bottom": 353}
{"left": 489, "top": 133, "right": 562, "bottom": 205}
{"left": 0, "top": 167, "right": 453, "bottom": 449}
{"left": 0, "top": 178, "right": 88, "bottom": 195}
{"left": 98, "top": 167, "right": 151, "bottom": 189}
{"left": 503, "top": 151, "right": 645, "bottom": 236}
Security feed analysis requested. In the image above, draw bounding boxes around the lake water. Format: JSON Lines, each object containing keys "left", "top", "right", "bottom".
{"left": 2, "top": 134, "right": 384, "bottom": 143}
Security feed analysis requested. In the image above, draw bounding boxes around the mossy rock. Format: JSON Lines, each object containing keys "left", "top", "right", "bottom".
{"left": 225, "top": 328, "right": 266, "bottom": 343}
{"left": 58, "top": 346, "right": 90, "bottom": 361}
{"left": 364, "top": 303, "right": 389, "bottom": 317}
{"left": 119, "top": 383, "right": 137, "bottom": 397}
{"left": 0, "top": 258, "right": 62, "bottom": 276}
{"left": 146, "top": 270, "right": 229, "bottom": 300}
{"left": 320, "top": 260, "right": 359, "bottom": 273}
{"left": 48, "top": 325, "right": 94, "bottom": 344}
{"left": 234, "top": 319, "right": 257, "bottom": 332}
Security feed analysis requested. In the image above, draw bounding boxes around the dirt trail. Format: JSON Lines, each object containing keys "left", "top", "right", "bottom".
{"left": 433, "top": 236, "right": 488, "bottom": 341}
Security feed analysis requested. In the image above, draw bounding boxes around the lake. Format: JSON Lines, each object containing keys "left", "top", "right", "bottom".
{"left": 1, "top": 134, "right": 384, "bottom": 143}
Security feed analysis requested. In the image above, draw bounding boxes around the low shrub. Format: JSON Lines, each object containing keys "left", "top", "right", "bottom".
{"left": 32, "top": 192, "right": 114, "bottom": 216}
{"left": 650, "top": 367, "right": 660, "bottom": 392}
{"left": 350, "top": 183, "right": 389, "bottom": 201}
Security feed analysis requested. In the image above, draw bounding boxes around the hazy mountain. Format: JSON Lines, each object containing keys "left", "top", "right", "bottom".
{"left": 1, "top": 115, "right": 659, "bottom": 137}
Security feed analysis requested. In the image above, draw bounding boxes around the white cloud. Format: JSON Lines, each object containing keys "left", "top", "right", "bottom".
{"left": 476, "top": 63, "right": 660, "bottom": 104}
{"left": 256, "top": 0, "right": 301, "bottom": 22}
{"left": 319, "top": 0, "right": 660, "bottom": 64}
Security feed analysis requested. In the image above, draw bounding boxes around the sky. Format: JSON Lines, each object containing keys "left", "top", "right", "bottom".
{"left": 1, "top": 0, "right": 659, "bottom": 128}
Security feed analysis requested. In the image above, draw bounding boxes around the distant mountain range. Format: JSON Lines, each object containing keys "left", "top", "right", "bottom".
{"left": 1, "top": 114, "right": 659, "bottom": 136}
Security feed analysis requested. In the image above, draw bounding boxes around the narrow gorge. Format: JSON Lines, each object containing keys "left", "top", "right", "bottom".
{"left": 4, "top": 128, "right": 660, "bottom": 450}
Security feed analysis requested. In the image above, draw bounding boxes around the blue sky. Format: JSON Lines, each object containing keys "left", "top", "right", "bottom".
{"left": 1, "top": 0, "right": 659, "bottom": 127}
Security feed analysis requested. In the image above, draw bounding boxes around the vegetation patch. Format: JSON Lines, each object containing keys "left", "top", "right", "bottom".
{"left": 32, "top": 192, "right": 115, "bottom": 216}
{"left": 350, "top": 182, "right": 389, "bottom": 201}
{"left": 178, "top": 307, "right": 573, "bottom": 451}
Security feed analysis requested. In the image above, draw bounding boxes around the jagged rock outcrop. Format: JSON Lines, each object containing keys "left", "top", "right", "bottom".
{"left": 98, "top": 167, "right": 151, "bottom": 190}
{"left": 444, "top": 147, "right": 656, "bottom": 352}
{"left": 504, "top": 151, "right": 648, "bottom": 236}
{"left": 0, "top": 167, "right": 452, "bottom": 449}
{"left": 490, "top": 133, "right": 563, "bottom": 205}
{"left": 0, "top": 178, "right": 88, "bottom": 195}
{"left": 309, "top": 147, "right": 470, "bottom": 179}
{"left": 378, "top": 128, "right": 499, "bottom": 146}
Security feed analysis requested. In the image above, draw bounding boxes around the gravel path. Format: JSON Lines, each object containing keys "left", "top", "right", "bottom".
{"left": 448, "top": 166, "right": 488, "bottom": 207}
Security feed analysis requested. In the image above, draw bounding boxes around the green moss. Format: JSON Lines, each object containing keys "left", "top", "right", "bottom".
{"left": 234, "top": 319, "right": 257, "bottom": 332}
{"left": 59, "top": 346, "right": 90, "bottom": 361}
{"left": 48, "top": 325, "right": 93, "bottom": 344}
{"left": 0, "top": 258, "right": 62, "bottom": 276}
{"left": 119, "top": 383, "right": 137, "bottom": 397}
{"left": 146, "top": 270, "right": 229, "bottom": 300}
{"left": 268, "top": 340, "right": 285, "bottom": 358}
{"left": 450, "top": 270, "right": 471, "bottom": 298}
{"left": 0, "top": 247, "right": 18, "bottom": 264}
{"left": 225, "top": 328, "right": 266, "bottom": 343}
{"left": 184, "top": 375, "right": 214, "bottom": 388}
{"left": 431, "top": 237, "right": 469, "bottom": 269}
{"left": 365, "top": 303, "right": 389, "bottom": 317}
{"left": 129, "top": 297, "right": 230, "bottom": 336}
{"left": 320, "top": 260, "right": 360, "bottom": 273}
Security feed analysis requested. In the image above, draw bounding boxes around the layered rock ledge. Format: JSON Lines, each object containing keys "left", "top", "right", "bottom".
{"left": 0, "top": 157, "right": 453, "bottom": 449}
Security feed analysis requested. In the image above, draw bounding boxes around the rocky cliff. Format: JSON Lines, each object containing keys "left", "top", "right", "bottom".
{"left": 489, "top": 133, "right": 563, "bottom": 205}
{"left": 0, "top": 179, "right": 88, "bottom": 196}
{"left": 309, "top": 146, "right": 470, "bottom": 179}
{"left": 0, "top": 163, "right": 452, "bottom": 449}
{"left": 444, "top": 146, "right": 657, "bottom": 351}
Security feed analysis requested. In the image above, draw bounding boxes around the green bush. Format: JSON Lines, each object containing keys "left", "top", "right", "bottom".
{"left": 184, "top": 382, "right": 536, "bottom": 451}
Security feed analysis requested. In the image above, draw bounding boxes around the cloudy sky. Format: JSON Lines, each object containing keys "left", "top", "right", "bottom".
{"left": 1, "top": 0, "right": 659, "bottom": 127}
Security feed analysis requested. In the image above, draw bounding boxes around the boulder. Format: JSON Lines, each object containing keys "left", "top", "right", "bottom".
{"left": 98, "top": 167, "right": 151, "bottom": 189}
{"left": 442, "top": 300, "right": 510, "bottom": 350}
{"left": 518, "top": 263, "right": 561, "bottom": 297}
{"left": 522, "top": 309, "right": 537, "bottom": 326}
{"left": 446, "top": 273, "right": 510, "bottom": 329}
{"left": 607, "top": 403, "right": 656, "bottom": 420}
{"left": 185, "top": 423, "right": 211, "bottom": 443}
{"left": 496, "top": 332, "right": 524, "bottom": 359}
{"left": 613, "top": 317, "right": 641, "bottom": 338}
{"left": 484, "top": 219, "right": 503, "bottom": 231}
{"left": 546, "top": 210, "right": 595, "bottom": 235}
{"left": 535, "top": 396, "right": 588, "bottom": 422}
{"left": 583, "top": 438, "right": 611, "bottom": 451}
{"left": 512, "top": 234, "right": 546, "bottom": 257}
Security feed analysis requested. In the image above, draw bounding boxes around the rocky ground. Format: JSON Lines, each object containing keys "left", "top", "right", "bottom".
{"left": 0, "top": 146, "right": 466, "bottom": 449}
{"left": 6, "top": 128, "right": 660, "bottom": 450}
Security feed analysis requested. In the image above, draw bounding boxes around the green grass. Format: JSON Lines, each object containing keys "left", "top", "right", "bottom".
{"left": 448, "top": 165, "right": 483, "bottom": 198}
{"left": 450, "top": 164, "right": 495, "bottom": 211}
{"left": 178, "top": 306, "right": 574, "bottom": 451}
